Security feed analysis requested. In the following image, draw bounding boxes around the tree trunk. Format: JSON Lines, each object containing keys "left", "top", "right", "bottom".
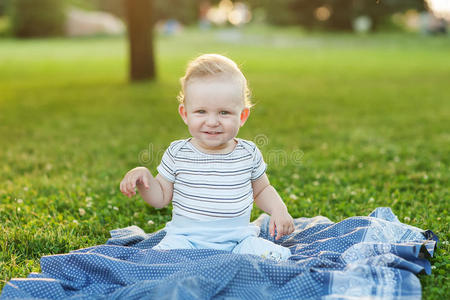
{"left": 124, "top": 0, "right": 155, "bottom": 81}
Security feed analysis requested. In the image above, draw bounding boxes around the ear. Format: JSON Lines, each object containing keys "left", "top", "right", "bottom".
{"left": 239, "top": 108, "right": 250, "bottom": 127}
{"left": 178, "top": 104, "right": 188, "bottom": 125}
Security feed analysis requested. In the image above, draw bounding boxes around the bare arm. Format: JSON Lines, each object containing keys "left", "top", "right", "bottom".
{"left": 253, "top": 173, "right": 294, "bottom": 240}
{"left": 253, "top": 174, "right": 287, "bottom": 215}
{"left": 120, "top": 167, "right": 173, "bottom": 209}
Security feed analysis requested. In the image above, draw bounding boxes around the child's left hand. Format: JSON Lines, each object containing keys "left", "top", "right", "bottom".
{"left": 269, "top": 209, "right": 295, "bottom": 240}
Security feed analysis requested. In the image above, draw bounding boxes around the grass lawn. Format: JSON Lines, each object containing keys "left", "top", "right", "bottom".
{"left": 0, "top": 27, "right": 449, "bottom": 297}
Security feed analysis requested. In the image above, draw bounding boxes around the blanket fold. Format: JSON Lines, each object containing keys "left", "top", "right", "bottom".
{"left": 0, "top": 207, "right": 438, "bottom": 299}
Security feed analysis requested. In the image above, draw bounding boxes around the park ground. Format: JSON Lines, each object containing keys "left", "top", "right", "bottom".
{"left": 0, "top": 26, "right": 449, "bottom": 297}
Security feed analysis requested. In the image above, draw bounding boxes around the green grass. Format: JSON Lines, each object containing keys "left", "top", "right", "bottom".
{"left": 0, "top": 27, "right": 449, "bottom": 298}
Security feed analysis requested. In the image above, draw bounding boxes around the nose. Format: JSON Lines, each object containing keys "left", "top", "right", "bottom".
{"left": 205, "top": 114, "right": 219, "bottom": 126}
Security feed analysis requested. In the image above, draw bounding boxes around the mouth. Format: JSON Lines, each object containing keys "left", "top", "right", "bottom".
{"left": 203, "top": 131, "right": 222, "bottom": 135}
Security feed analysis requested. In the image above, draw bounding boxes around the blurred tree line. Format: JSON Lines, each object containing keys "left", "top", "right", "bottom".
{"left": 1, "top": 0, "right": 427, "bottom": 37}
{"left": 1, "top": 0, "right": 427, "bottom": 81}
{"left": 102, "top": 0, "right": 426, "bottom": 31}
{"left": 81, "top": 0, "right": 427, "bottom": 32}
{"left": 256, "top": 0, "right": 425, "bottom": 31}
{"left": 0, "top": 0, "right": 201, "bottom": 37}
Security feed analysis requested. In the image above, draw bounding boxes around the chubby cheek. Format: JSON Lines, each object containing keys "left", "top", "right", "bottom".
{"left": 224, "top": 119, "right": 241, "bottom": 133}
{"left": 186, "top": 117, "right": 203, "bottom": 132}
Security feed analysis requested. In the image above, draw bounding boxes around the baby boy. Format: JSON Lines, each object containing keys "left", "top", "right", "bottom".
{"left": 120, "top": 54, "right": 294, "bottom": 260}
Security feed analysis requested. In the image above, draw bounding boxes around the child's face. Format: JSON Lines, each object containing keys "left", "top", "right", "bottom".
{"left": 179, "top": 76, "right": 250, "bottom": 152}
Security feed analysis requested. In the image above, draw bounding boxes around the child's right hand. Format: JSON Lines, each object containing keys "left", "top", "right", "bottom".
{"left": 120, "top": 167, "right": 151, "bottom": 198}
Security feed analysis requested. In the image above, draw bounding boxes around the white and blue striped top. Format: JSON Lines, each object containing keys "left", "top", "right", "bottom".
{"left": 157, "top": 138, "right": 267, "bottom": 220}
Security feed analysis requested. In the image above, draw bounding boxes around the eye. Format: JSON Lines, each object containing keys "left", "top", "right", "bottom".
{"left": 220, "top": 111, "right": 230, "bottom": 115}
{"left": 195, "top": 110, "right": 206, "bottom": 114}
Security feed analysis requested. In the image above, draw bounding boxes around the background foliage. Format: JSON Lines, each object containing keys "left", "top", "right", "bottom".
{"left": 9, "top": 0, "right": 66, "bottom": 37}
{"left": 262, "top": 0, "right": 425, "bottom": 30}
{"left": 1, "top": 0, "right": 431, "bottom": 38}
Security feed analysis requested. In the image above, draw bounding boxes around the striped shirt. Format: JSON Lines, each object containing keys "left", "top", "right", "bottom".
{"left": 157, "top": 138, "right": 267, "bottom": 220}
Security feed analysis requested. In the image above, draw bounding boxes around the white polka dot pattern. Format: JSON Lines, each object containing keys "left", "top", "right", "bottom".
{"left": 0, "top": 208, "right": 438, "bottom": 299}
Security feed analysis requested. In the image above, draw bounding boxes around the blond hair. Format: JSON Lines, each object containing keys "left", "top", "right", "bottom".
{"left": 177, "top": 54, "right": 253, "bottom": 108}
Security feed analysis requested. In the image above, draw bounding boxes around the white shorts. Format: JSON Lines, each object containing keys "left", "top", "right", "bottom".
{"left": 153, "top": 213, "right": 291, "bottom": 261}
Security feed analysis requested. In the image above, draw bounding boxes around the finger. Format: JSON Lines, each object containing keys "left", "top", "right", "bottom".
{"left": 121, "top": 180, "right": 127, "bottom": 193}
{"left": 121, "top": 181, "right": 129, "bottom": 196}
{"left": 286, "top": 225, "right": 292, "bottom": 235}
{"left": 125, "top": 180, "right": 131, "bottom": 195}
{"left": 131, "top": 177, "right": 136, "bottom": 190}
{"left": 276, "top": 225, "right": 282, "bottom": 240}
{"left": 128, "top": 178, "right": 136, "bottom": 193}
{"left": 122, "top": 188, "right": 128, "bottom": 197}
{"left": 284, "top": 227, "right": 289, "bottom": 238}
{"left": 283, "top": 224, "right": 289, "bottom": 236}
{"left": 279, "top": 225, "right": 286, "bottom": 238}
{"left": 279, "top": 224, "right": 289, "bottom": 240}
{"left": 122, "top": 183, "right": 129, "bottom": 197}
{"left": 133, "top": 177, "right": 138, "bottom": 195}
{"left": 289, "top": 223, "right": 295, "bottom": 234}
{"left": 132, "top": 177, "right": 138, "bottom": 195}
{"left": 142, "top": 175, "right": 150, "bottom": 189}
{"left": 126, "top": 180, "right": 134, "bottom": 196}
{"left": 269, "top": 218, "right": 275, "bottom": 237}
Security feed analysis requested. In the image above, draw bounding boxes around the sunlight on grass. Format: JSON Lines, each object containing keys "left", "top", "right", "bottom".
{"left": 0, "top": 28, "right": 449, "bottom": 298}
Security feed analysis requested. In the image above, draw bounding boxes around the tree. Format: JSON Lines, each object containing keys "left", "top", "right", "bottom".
{"left": 124, "top": 0, "right": 155, "bottom": 81}
{"left": 9, "top": 0, "right": 66, "bottom": 37}
{"left": 98, "top": 0, "right": 200, "bottom": 81}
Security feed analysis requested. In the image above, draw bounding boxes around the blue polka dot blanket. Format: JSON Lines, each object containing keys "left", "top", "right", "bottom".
{"left": 1, "top": 207, "right": 438, "bottom": 299}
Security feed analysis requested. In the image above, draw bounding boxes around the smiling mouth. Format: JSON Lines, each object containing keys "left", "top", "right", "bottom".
{"left": 203, "top": 131, "right": 222, "bottom": 135}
